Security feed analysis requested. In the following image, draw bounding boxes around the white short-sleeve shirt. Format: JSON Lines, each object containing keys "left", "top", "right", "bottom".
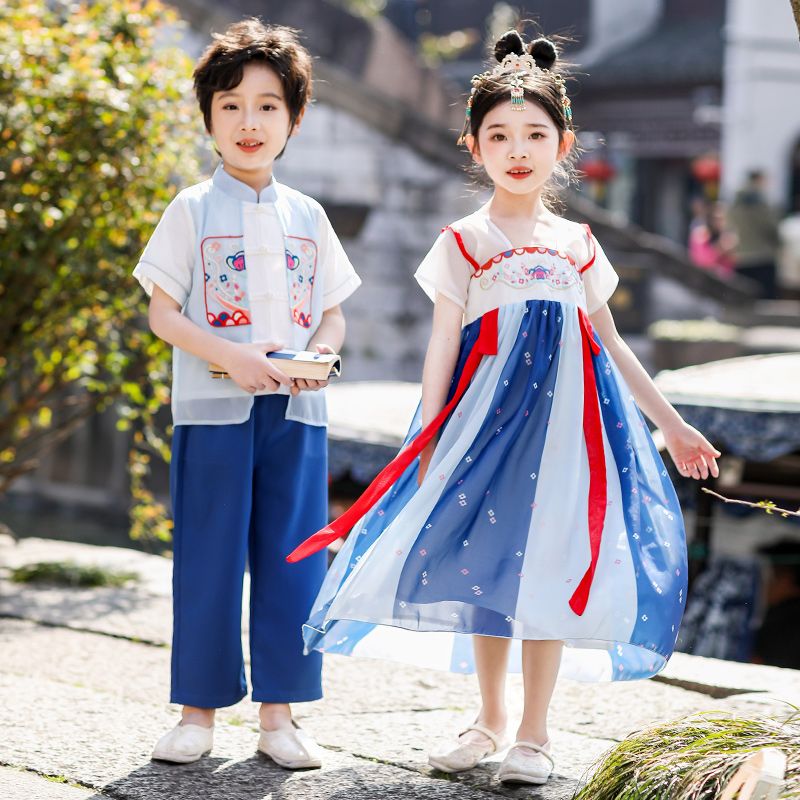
{"left": 415, "top": 209, "right": 618, "bottom": 322}
{"left": 133, "top": 165, "right": 361, "bottom": 426}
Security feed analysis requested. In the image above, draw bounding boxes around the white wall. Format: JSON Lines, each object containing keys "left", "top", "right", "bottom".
{"left": 721, "top": 0, "right": 800, "bottom": 206}
{"left": 576, "top": 0, "right": 662, "bottom": 66}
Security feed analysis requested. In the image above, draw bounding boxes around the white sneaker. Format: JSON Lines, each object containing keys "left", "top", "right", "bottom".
{"left": 497, "top": 740, "right": 554, "bottom": 784}
{"left": 258, "top": 721, "right": 322, "bottom": 770}
{"left": 428, "top": 724, "right": 508, "bottom": 773}
{"left": 151, "top": 723, "right": 214, "bottom": 764}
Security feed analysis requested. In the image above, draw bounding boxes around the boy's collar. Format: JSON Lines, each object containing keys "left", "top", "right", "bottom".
{"left": 213, "top": 164, "right": 278, "bottom": 204}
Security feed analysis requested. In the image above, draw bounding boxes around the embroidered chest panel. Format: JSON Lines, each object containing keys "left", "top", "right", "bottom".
{"left": 202, "top": 235, "right": 251, "bottom": 327}
{"left": 475, "top": 247, "right": 581, "bottom": 294}
{"left": 200, "top": 234, "right": 318, "bottom": 330}
{"left": 286, "top": 236, "right": 317, "bottom": 329}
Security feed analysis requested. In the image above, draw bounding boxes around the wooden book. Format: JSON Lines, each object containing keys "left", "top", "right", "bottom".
{"left": 209, "top": 349, "right": 342, "bottom": 381}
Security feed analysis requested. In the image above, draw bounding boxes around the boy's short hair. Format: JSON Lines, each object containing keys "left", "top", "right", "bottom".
{"left": 193, "top": 19, "right": 313, "bottom": 134}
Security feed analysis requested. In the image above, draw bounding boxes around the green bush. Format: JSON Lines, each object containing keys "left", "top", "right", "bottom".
{"left": 0, "top": 0, "right": 201, "bottom": 541}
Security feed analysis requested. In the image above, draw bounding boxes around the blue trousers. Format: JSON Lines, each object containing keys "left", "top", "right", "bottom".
{"left": 169, "top": 395, "right": 327, "bottom": 707}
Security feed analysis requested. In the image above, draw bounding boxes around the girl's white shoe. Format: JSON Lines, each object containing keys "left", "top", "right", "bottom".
{"left": 497, "top": 740, "right": 554, "bottom": 784}
{"left": 258, "top": 721, "right": 323, "bottom": 770}
{"left": 151, "top": 723, "right": 214, "bottom": 763}
{"left": 428, "top": 723, "right": 508, "bottom": 773}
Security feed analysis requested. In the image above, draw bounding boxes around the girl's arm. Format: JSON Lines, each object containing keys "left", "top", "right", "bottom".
{"left": 589, "top": 304, "right": 721, "bottom": 481}
{"left": 148, "top": 285, "right": 293, "bottom": 395}
{"left": 418, "top": 294, "right": 464, "bottom": 484}
{"left": 292, "top": 304, "right": 346, "bottom": 395}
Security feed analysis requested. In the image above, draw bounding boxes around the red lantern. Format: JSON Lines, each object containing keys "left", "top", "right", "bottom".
{"left": 581, "top": 158, "right": 616, "bottom": 182}
{"left": 691, "top": 155, "right": 721, "bottom": 183}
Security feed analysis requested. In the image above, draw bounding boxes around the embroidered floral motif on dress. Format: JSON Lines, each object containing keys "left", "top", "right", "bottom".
{"left": 476, "top": 248, "right": 581, "bottom": 292}
{"left": 201, "top": 235, "right": 251, "bottom": 327}
{"left": 286, "top": 236, "right": 317, "bottom": 329}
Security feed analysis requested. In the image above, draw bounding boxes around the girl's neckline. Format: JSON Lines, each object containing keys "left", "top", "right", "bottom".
{"left": 460, "top": 212, "right": 579, "bottom": 272}
{"left": 480, "top": 208, "right": 566, "bottom": 253}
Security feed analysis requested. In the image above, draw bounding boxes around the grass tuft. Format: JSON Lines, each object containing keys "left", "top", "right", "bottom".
{"left": 575, "top": 712, "right": 800, "bottom": 800}
{"left": 10, "top": 560, "right": 139, "bottom": 588}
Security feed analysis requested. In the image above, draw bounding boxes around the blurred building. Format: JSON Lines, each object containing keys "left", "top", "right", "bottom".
{"left": 2, "top": 0, "right": 762, "bottom": 522}
{"left": 722, "top": 0, "right": 800, "bottom": 212}
{"left": 576, "top": 0, "right": 726, "bottom": 242}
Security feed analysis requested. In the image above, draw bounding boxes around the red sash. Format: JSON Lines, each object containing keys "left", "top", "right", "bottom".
{"left": 286, "top": 308, "right": 499, "bottom": 563}
{"left": 569, "top": 308, "right": 607, "bottom": 616}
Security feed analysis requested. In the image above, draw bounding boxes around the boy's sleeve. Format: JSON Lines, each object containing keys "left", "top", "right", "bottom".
{"left": 132, "top": 194, "right": 195, "bottom": 306}
{"left": 581, "top": 232, "right": 619, "bottom": 314}
{"left": 414, "top": 227, "right": 473, "bottom": 309}
{"left": 318, "top": 207, "right": 361, "bottom": 311}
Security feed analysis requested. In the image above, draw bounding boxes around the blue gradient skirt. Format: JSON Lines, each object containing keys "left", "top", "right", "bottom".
{"left": 304, "top": 300, "right": 687, "bottom": 681}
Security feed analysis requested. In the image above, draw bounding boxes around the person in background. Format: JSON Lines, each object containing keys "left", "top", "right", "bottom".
{"left": 689, "top": 201, "right": 738, "bottom": 279}
{"left": 777, "top": 201, "right": 800, "bottom": 300}
{"left": 727, "top": 170, "right": 781, "bottom": 297}
{"left": 688, "top": 196, "right": 709, "bottom": 235}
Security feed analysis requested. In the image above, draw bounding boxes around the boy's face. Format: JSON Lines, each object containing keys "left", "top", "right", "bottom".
{"left": 209, "top": 62, "right": 302, "bottom": 191}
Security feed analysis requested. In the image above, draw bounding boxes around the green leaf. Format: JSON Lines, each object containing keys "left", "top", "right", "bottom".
{"left": 1, "top": 0, "right": 199, "bottom": 545}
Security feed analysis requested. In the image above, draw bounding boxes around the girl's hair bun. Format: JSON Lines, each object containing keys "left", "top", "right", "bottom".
{"left": 494, "top": 30, "right": 525, "bottom": 62}
{"left": 528, "top": 37, "right": 558, "bottom": 70}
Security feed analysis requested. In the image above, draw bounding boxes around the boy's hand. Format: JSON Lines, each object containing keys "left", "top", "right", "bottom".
{"left": 290, "top": 343, "right": 335, "bottom": 396}
{"left": 223, "top": 341, "right": 293, "bottom": 394}
{"left": 662, "top": 420, "right": 721, "bottom": 481}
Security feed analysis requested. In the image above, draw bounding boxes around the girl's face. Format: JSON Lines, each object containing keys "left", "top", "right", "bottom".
{"left": 467, "top": 99, "right": 573, "bottom": 198}
{"left": 209, "top": 62, "right": 302, "bottom": 190}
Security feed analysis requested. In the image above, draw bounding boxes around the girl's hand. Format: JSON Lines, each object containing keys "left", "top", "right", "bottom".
{"left": 291, "top": 343, "right": 334, "bottom": 396}
{"left": 223, "top": 341, "right": 293, "bottom": 394}
{"left": 417, "top": 441, "right": 436, "bottom": 487}
{"left": 662, "top": 420, "right": 721, "bottom": 480}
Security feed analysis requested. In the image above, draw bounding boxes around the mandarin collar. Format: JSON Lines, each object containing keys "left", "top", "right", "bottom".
{"left": 213, "top": 164, "right": 278, "bottom": 204}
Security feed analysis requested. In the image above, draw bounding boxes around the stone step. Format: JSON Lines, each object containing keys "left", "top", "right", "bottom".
{"left": 0, "top": 766, "right": 98, "bottom": 800}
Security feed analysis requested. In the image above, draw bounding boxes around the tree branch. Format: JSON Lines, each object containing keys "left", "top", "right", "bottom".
{"left": 701, "top": 487, "right": 800, "bottom": 518}
{"left": 0, "top": 401, "right": 100, "bottom": 494}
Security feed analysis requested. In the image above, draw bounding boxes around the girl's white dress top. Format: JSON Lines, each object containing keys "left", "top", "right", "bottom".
{"left": 414, "top": 209, "right": 619, "bottom": 323}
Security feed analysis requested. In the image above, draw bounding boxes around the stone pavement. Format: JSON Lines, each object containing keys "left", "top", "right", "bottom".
{"left": 2, "top": 534, "right": 800, "bottom": 800}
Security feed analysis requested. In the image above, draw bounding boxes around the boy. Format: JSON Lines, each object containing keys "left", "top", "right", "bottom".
{"left": 134, "top": 19, "right": 360, "bottom": 768}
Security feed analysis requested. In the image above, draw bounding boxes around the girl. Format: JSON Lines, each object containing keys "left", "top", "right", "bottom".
{"left": 288, "top": 30, "right": 719, "bottom": 785}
